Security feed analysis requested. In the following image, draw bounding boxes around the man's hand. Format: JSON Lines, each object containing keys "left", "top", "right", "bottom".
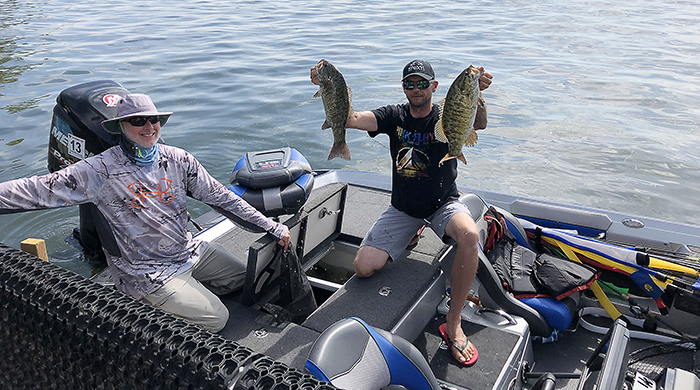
{"left": 477, "top": 67, "right": 493, "bottom": 91}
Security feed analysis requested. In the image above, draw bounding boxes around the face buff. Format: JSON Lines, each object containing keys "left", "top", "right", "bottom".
{"left": 119, "top": 133, "right": 160, "bottom": 166}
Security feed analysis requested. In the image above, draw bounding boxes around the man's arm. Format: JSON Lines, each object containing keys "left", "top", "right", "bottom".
{"left": 346, "top": 110, "right": 378, "bottom": 132}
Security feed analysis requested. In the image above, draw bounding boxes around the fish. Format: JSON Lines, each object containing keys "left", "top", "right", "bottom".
{"left": 434, "top": 65, "right": 484, "bottom": 166}
{"left": 313, "top": 59, "right": 353, "bottom": 161}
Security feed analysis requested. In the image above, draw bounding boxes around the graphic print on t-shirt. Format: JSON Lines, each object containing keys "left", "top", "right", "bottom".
{"left": 395, "top": 126, "right": 435, "bottom": 178}
{"left": 396, "top": 147, "right": 429, "bottom": 178}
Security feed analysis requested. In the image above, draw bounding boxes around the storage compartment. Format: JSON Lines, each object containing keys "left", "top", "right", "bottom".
{"left": 305, "top": 240, "right": 358, "bottom": 305}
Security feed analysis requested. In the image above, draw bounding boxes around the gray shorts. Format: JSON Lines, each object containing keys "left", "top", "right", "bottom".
{"left": 361, "top": 199, "right": 472, "bottom": 261}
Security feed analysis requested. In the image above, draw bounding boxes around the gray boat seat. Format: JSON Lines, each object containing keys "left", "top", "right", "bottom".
{"left": 305, "top": 317, "right": 440, "bottom": 390}
{"left": 459, "top": 193, "right": 555, "bottom": 337}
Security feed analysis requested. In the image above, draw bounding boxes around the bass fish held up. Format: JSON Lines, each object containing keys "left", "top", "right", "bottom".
{"left": 313, "top": 59, "right": 353, "bottom": 161}
{"left": 434, "top": 65, "right": 484, "bottom": 166}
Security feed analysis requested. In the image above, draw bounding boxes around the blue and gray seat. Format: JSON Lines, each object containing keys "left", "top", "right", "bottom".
{"left": 305, "top": 317, "right": 440, "bottom": 390}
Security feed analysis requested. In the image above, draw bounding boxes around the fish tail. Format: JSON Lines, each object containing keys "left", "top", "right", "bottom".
{"left": 328, "top": 142, "right": 351, "bottom": 161}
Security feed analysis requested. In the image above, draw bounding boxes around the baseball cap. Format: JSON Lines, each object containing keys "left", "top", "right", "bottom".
{"left": 402, "top": 60, "right": 435, "bottom": 81}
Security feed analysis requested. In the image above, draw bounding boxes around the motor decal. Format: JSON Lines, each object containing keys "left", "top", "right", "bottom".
{"left": 103, "top": 94, "right": 121, "bottom": 107}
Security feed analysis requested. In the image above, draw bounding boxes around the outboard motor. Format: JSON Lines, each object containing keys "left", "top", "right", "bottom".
{"left": 48, "top": 80, "right": 131, "bottom": 260}
{"left": 229, "top": 147, "right": 314, "bottom": 217}
{"left": 49, "top": 80, "right": 128, "bottom": 172}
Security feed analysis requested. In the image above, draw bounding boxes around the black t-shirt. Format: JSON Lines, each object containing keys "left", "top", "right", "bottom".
{"left": 370, "top": 103, "right": 459, "bottom": 219}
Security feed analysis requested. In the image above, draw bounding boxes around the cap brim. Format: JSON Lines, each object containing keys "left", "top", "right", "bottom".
{"left": 402, "top": 72, "right": 434, "bottom": 81}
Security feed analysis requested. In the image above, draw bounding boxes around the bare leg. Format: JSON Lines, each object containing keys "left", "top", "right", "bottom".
{"left": 353, "top": 245, "right": 390, "bottom": 278}
{"left": 443, "top": 212, "right": 480, "bottom": 363}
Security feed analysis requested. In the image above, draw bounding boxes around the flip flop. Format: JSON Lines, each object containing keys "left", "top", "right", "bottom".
{"left": 439, "top": 323, "right": 479, "bottom": 367}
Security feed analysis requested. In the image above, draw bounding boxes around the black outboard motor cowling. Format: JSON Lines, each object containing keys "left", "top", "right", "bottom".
{"left": 48, "top": 80, "right": 130, "bottom": 262}
{"left": 48, "top": 80, "right": 129, "bottom": 172}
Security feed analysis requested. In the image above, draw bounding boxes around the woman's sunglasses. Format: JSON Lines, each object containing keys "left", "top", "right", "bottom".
{"left": 402, "top": 80, "right": 431, "bottom": 90}
{"left": 124, "top": 116, "right": 160, "bottom": 127}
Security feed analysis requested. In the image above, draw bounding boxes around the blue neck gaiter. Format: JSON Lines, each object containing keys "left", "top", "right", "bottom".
{"left": 120, "top": 133, "right": 160, "bottom": 166}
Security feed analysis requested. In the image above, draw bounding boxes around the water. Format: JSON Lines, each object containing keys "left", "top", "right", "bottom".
{"left": 1, "top": 0, "right": 699, "bottom": 277}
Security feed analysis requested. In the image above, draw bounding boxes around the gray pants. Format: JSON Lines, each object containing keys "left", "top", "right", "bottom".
{"left": 142, "top": 242, "right": 245, "bottom": 333}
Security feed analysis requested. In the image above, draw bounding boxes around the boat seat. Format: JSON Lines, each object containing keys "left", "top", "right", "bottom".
{"left": 459, "top": 193, "right": 556, "bottom": 338}
{"left": 305, "top": 317, "right": 441, "bottom": 390}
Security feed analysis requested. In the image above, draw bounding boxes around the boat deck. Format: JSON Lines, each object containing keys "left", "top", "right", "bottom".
{"left": 198, "top": 179, "right": 641, "bottom": 390}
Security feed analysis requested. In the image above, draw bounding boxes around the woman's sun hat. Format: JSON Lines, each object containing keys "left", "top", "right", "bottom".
{"left": 101, "top": 94, "right": 172, "bottom": 134}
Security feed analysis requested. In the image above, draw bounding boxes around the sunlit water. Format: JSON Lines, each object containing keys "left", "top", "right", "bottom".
{"left": 1, "top": 0, "right": 699, "bottom": 277}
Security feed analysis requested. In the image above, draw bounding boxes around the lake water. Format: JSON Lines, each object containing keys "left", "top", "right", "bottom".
{"left": 1, "top": 0, "right": 699, "bottom": 277}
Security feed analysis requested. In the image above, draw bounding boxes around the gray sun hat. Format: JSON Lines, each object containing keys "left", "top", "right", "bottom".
{"left": 101, "top": 94, "right": 173, "bottom": 134}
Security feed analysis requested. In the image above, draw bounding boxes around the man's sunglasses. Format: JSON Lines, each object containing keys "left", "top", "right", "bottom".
{"left": 402, "top": 80, "right": 432, "bottom": 90}
{"left": 124, "top": 116, "right": 160, "bottom": 127}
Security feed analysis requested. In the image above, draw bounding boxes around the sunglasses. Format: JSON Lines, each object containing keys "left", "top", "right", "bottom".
{"left": 124, "top": 116, "right": 160, "bottom": 127}
{"left": 402, "top": 80, "right": 432, "bottom": 90}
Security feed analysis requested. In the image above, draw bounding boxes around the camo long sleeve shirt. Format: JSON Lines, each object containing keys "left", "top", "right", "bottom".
{"left": 0, "top": 145, "right": 288, "bottom": 299}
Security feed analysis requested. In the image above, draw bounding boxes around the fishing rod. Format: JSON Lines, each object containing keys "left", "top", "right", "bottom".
{"left": 598, "top": 280, "right": 694, "bottom": 341}
{"left": 632, "top": 247, "right": 700, "bottom": 273}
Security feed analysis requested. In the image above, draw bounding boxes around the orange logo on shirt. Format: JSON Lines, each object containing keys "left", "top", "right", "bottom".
{"left": 128, "top": 179, "right": 174, "bottom": 209}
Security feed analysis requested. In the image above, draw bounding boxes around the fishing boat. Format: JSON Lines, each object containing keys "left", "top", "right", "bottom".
{"left": 1, "top": 80, "right": 699, "bottom": 390}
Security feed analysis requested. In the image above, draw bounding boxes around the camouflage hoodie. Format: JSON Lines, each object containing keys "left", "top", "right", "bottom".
{"left": 0, "top": 144, "right": 288, "bottom": 299}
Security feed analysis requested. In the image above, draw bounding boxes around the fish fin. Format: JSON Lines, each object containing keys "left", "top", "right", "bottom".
{"left": 464, "top": 129, "right": 478, "bottom": 147}
{"left": 438, "top": 154, "right": 454, "bottom": 166}
{"left": 328, "top": 142, "right": 351, "bottom": 161}
{"left": 434, "top": 99, "right": 448, "bottom": 143}
{"left": 347, "top": 86, "right": 354, "bottom": 119}
{"left": 321, "top": 118, "right": 332, "bottom": 130}
{"left": 313, "top": 86, "right": 323, "bottom": 98}
{"left": 434, "top": 120, "right": 448, "bottom": 143}
{"left": 457, "top": 153, "right": 467, "bottom": 165}
{"left": 438, "top": 153, "right": 467, "bottom": 166}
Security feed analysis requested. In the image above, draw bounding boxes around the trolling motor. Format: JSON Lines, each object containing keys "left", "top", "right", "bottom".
{"left": 48, "top": 80, "right": 132, "bottom": 261}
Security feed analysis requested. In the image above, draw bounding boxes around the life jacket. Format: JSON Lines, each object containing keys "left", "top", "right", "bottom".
{"left": 484, "top": 207, "right": 600, "bottom": 301}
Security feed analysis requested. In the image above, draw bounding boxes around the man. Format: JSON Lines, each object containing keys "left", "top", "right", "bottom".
{"left": 310, "top": 60, "right": 492, "bottom": 366}
{"left": 0, "top": 94, "right": 290, "bottom": 333}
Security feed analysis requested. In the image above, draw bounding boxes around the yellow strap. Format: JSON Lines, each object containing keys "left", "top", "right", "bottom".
{"left": 557, "top": 241, "right": 622, "bottom": 320}
{"left": 648, "top": 256, "right": 700, "bottom": 278}
{"left": 543, "top": 236, "right": 672, "bottom": 290}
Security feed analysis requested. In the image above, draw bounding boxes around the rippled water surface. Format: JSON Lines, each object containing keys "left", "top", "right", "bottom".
{"left": 1, "top": 0, "right": 699, "bottom": 276}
